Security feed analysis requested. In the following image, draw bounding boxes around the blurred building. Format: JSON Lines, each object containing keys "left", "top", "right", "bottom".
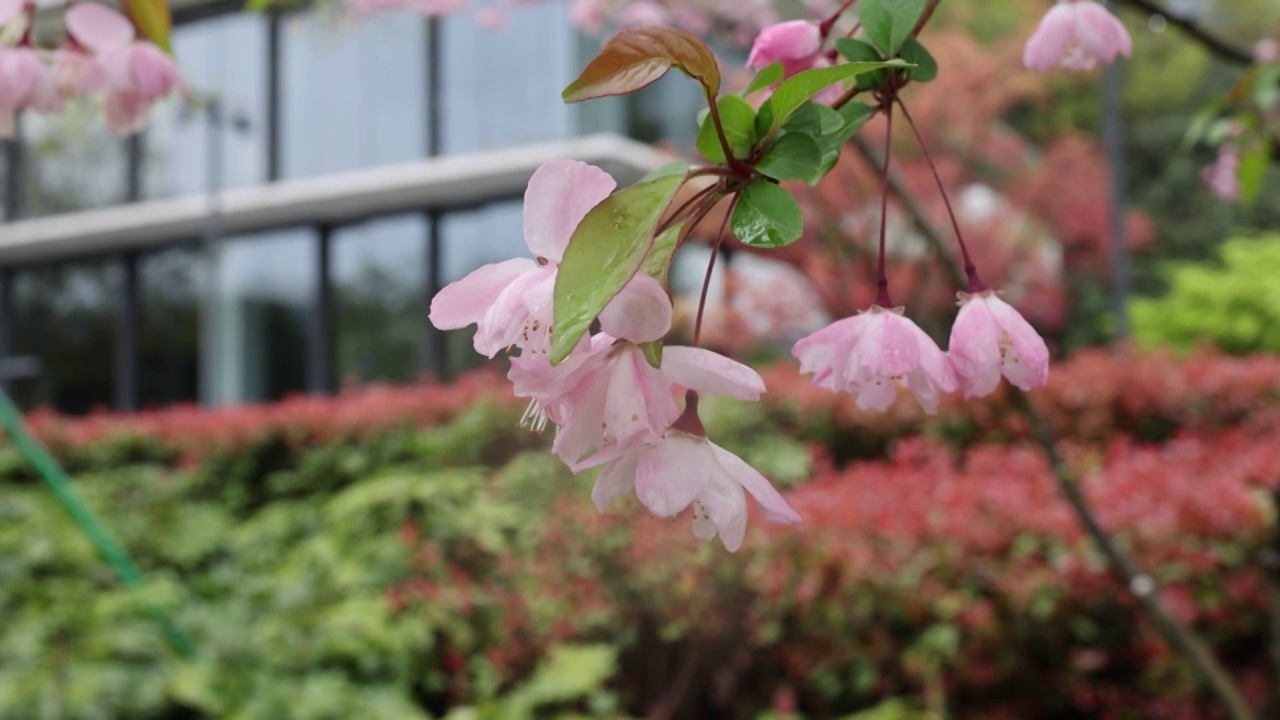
{"left": 0, "top": 1, "right": 699, "bottom": 413}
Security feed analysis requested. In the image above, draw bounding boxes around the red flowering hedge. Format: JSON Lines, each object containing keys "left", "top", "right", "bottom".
{"left": 4, "top": 348, "right": 1280, "bottom": 717}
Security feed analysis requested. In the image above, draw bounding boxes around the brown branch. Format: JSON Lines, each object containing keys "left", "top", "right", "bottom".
{"left": 1117, "top": 0, "right": 1254, "bottom": 66}
{"left": 1014, "top": 391, "right": 1256, "bottom": 720}
{"left": 850, "top": 125, "right": 1257, "bottom": 720}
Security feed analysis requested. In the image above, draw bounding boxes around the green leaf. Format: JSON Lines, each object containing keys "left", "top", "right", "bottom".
{"left": 1238, "top": 146, "right": 1268, "bottom": 208}
{"left": 782, "top": 101, "right": 823, "bottom": 136}
{"left": 124, "top": 0, "right": 172, "bottom": 53}
{"left": 696, "top": 94, "right": 756, "bottom": 162}
{"left": 563, "top": 27, "right": 721, "bottom": 102}
{"left": 859, "top": 0, "right": 929, "bottom": 57}
{"left": 810, "top": 102, "right": 877, "bottom": 182}
{"left": 899, "top": 37, "right": 937, "bottom": 82}
{"left": 766, "top": 61, "right": 909, "bottom": 130}
{"left": 744, "top": 62, "right": 784, "bottom": 96}
{"left": 731, "top": 182, "right": 804, "bottom": 248}
{"left": 644, "top": 221, "right": 687, "bottom": 285}
{"left": 552, "top": 173, "right": 684, "bottom": 363}
{"left": 757, "top": 134, "right": 823, "bottom": 182}
{"left": 754, "top": 99, "right": 775, "bottom": 139}
{"left": 835, "top": 38, "right": 890, "bottom": 90}
{"left": 1253, "top": 66, "right": 1280, "bottom": 110}
{"left": 643, "top": 162, "right": 694, "bottom": 182}
{"left": 640, "top": 341, "right": 664, "bottom": 368}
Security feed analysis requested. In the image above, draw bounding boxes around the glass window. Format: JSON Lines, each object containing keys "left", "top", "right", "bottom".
{"left": 440, "top": 4, "right": 576, "bottom": 153}
{"left": 205, "top": 229, "right": 316, "bottom": 405}
{"left": 333, "top": 214, "right": 429, "bottom": 385}
{"left": 280, "top": 13, "right": 427, "bottom": 179}
{"left": 437, "top": 199, "right": 524, "bottom": 375}
{"left": 139, "top": 246, "right": 205, "bottom": 407}
{"left": 9, "top": 261, "right": 121, "bottom": 413}
{"left": 16, "top": 107, "right": 128, "bottom": 218}
{"left": 142, "top": 15, "right": 270, "bottom": 199}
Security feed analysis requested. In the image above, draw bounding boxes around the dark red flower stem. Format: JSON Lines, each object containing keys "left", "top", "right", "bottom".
{"left": 874, "top": 99, "right": 895, "bottom": 308}
{"left": 896, "top": 98, "right": 986, "bottom": 293}
{"left": 694, "top": 193, "right": 738, "bottom": 347}
{"left": 818, "top": 0, "right": 858, "bottom": 38}
{"left": 670, "top": 390, "right": 706, "bottom": 437}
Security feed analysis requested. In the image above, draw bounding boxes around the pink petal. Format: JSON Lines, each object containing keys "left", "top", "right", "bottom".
{"left": 0, "top": 0, "right": 21, "bottom": 25}
{"left": 429, "top": 258, "right": 535, "bottom": 331}
{"left": 592, "top": 453, "right": 639, "bottom": 511}
{"left": 65, "top": 3, "right": 136, "bottom": 52}
{"left": 1023, "top": 3, "right": 1074, "bottom": 72}
{"left": 854, "top": 377, "right": 898, "bottom": 412}
{"left": 522, "top": 159, "right": 616, "bottom": 263}
{"left": 130, "top": 43, "right": 180, "bottom": 101}
{"left": 696, "top": 473, "right": 748, "bottom": 551}
{"left": 948, "top": 298, "right": 1004, "bottom": 398}
{"left": 474, "top": 265, "right": 555, "bottom": 356}
{"left": 907, "top": 319, "right": 957, "bottom": 394}
{"left": 852, "top": 311, "right": 920, "bottom": 380}
{"left": 602, "top": 346, "right": 679, "bottom": 448}
{"left": 597, "top": 274, "right": 672, "bottom": 343}
{"left": 552, "top": 369, "right": 612, "bottom": 467}
{"left": 986, "top": 296, "right": 1050, "bottom": 390}
{"left": 746, "top": 20, "right": 821, "bottom": 70}
{"left": 711, "top": 443, "right": 801, "bottom": 525}
{"left": 634, "top": 434, "right": 714, "bottom": 517}
{"left": 661, "top": 346, "right": 765, "bottom": 400}
{"left": 0, "top": 50, "right": 39, "bottom": 109}
{"left": 1076, "top": 1, "right": 1130, "bottom": 61}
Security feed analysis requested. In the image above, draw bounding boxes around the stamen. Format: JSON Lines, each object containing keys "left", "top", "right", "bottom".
{"left": 519, "top": 399, "right": 549, "bottom": 433}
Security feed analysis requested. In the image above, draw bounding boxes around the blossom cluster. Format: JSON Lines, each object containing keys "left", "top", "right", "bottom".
{"left": 430, "top": 160, "right": 801, "bottom": 551}
{"left": 0, "top": 0, "right": 179, "bottom": 137}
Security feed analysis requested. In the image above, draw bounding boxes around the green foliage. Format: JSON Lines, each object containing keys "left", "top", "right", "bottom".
{"left": 697, "top": 94, "right": 757, "bottom": 162}
{"left": 858, "top": 0, "right": 929, "bottom": 57}
{"left": 1133, "top": 235, "right": 1280, "bottom": 354}
{"left": 551, "top": 171, "right": 683, "bottom": 363}
{"left": 732, "top": 181, "right": 805, "bottom": 248}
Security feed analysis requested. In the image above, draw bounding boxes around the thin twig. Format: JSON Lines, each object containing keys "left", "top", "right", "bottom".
{"left": 1117, "top": 0, "right": 1254, "bottom": 66}
{"left": 1014, "top": 391, "right": 1255, "bottom": 720}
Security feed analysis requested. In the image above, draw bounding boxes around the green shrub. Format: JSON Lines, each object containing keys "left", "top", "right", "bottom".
{"left": 1133, "top": 234, "right": 1280, "bottom": 354}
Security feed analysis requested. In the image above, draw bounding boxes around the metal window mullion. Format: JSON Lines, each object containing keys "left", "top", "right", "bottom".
{"left": 0, "top": 270, "right": 11, "bottom": 396}
{"left": 267, "top": 13, "right": 283, "bottom": 182}
{"left": 114, "top": 252, "right": 140, "bottom": 411}
{"left": 308, "top": 226, "right": 335, "bottom": 395}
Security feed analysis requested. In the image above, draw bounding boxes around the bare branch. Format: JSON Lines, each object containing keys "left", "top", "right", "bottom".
{"left": 1118, "top": 0, "right": 1254, "bottom": 66}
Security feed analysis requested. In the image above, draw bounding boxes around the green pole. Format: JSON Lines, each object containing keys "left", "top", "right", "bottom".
{"left": 0, "top": 390, "right": 196, "bottom": 659}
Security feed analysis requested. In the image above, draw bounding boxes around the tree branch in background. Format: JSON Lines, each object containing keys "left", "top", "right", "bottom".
{"left": 1117, "top": 0, "right": 1255, "bottom": 66}
{"left": 849, "top": 132, "right": 1258, "bottom": 720}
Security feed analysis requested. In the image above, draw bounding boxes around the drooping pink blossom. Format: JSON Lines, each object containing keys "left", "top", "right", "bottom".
{"left": 430, "top": 159, "right": 670, "bottom": 357}
{"left": 1023, "top": 0, "right": 1132, "bottom": 73}
{"left": 746, "top": 20, "right": 823, "bottom": 76}
{"left": 791, "top": 305, "right": 958, "bottom": 413}
{"left": 1201, "top": 144, "right": 1241, "bottom": 202}
{"left": 0, "top": 47, "right": 61, "bottom": 138}
{"left": 1256, "top": 39, "right": 1279, "bottom": 64}
{"left": 947, "top": 291, "right": 1050, "bottom": 397}
{"left": 591, "top": 430, "right": 801, "bottom": 552}
{"left": 65, "top": 3, "right": 181, "bottom": 135}
{"left": 509, "top": 331, "right": 765, "bottom": 470}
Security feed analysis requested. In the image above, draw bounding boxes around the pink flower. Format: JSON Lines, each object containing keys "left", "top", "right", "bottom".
{"left": 591, "top": 430, "right": 801, "bottom": 552}
{"left": 1023, "top": 0, "right": 1132, "bottom": 73}
{"left": 568, "top": 0, "right": 607, "bottom": 33}
{"left": 0, "top": 47, "right": 61, "bottom": 138}
{"left": 617, "top": 1, "right": 670, "bottom": 28}
{"left": 1201, "top": 145, "right": 1241, "bottom": 202}
{"left": 65, "top": 3, "right": 181, "bottom": 135}
{"left": 791, "top": 305, "right": 958, "bottom": 413}
{"left": 947, "top": 291, "right": 1050, "bottom": 397}
{"left": 1256, "top": 39, "right": 1279, "bottom": 64}
{"left": 0, "top": 0, "right": 23, "bottom": 26}
{"left": 510, "top": 332, "right": 765, "bottom": 469}
{"left": 747, "top": 20, "right": 823, "bottom": 77}
{"left": 430, "top": 159, "right": 671, "bottom": 357}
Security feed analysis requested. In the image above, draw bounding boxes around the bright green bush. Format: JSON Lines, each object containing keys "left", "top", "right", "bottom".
{"left": 1133, "top": 234, "right": 1280, "bottom": 354}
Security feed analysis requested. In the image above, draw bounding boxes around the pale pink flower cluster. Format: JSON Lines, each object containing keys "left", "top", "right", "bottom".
{"left": 0, "top": 1, "right": 179, "bottom": 137}
{"left": 1201, "top": 144, "right": 1241, "bottom": 202}
{"left": 743, "top": 17, "right": 845, "bottom": 103}
{"left": 1023, "top": 0, "right": 1132, "bottom": 73}
{"left": 430, "top": 160, "right": 801, "bottom": 551}
{"left": 792, "top": 293, "right": 1050, "bottom": 412}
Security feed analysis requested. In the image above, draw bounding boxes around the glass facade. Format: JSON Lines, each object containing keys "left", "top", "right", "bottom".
{"left": 0, "top": 4, "right": 670, "bottom": 414}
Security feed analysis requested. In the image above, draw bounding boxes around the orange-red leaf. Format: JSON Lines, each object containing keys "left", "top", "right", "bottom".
{"left": 562, "top": 27, "right": 720, "bottom": 103}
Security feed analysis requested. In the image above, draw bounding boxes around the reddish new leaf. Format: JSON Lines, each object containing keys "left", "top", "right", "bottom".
{"left": 563, "top": 27, "right": 720, "bottom": 103}
{"left": 124, "top": 0, "right": 172, "bottom": 54}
